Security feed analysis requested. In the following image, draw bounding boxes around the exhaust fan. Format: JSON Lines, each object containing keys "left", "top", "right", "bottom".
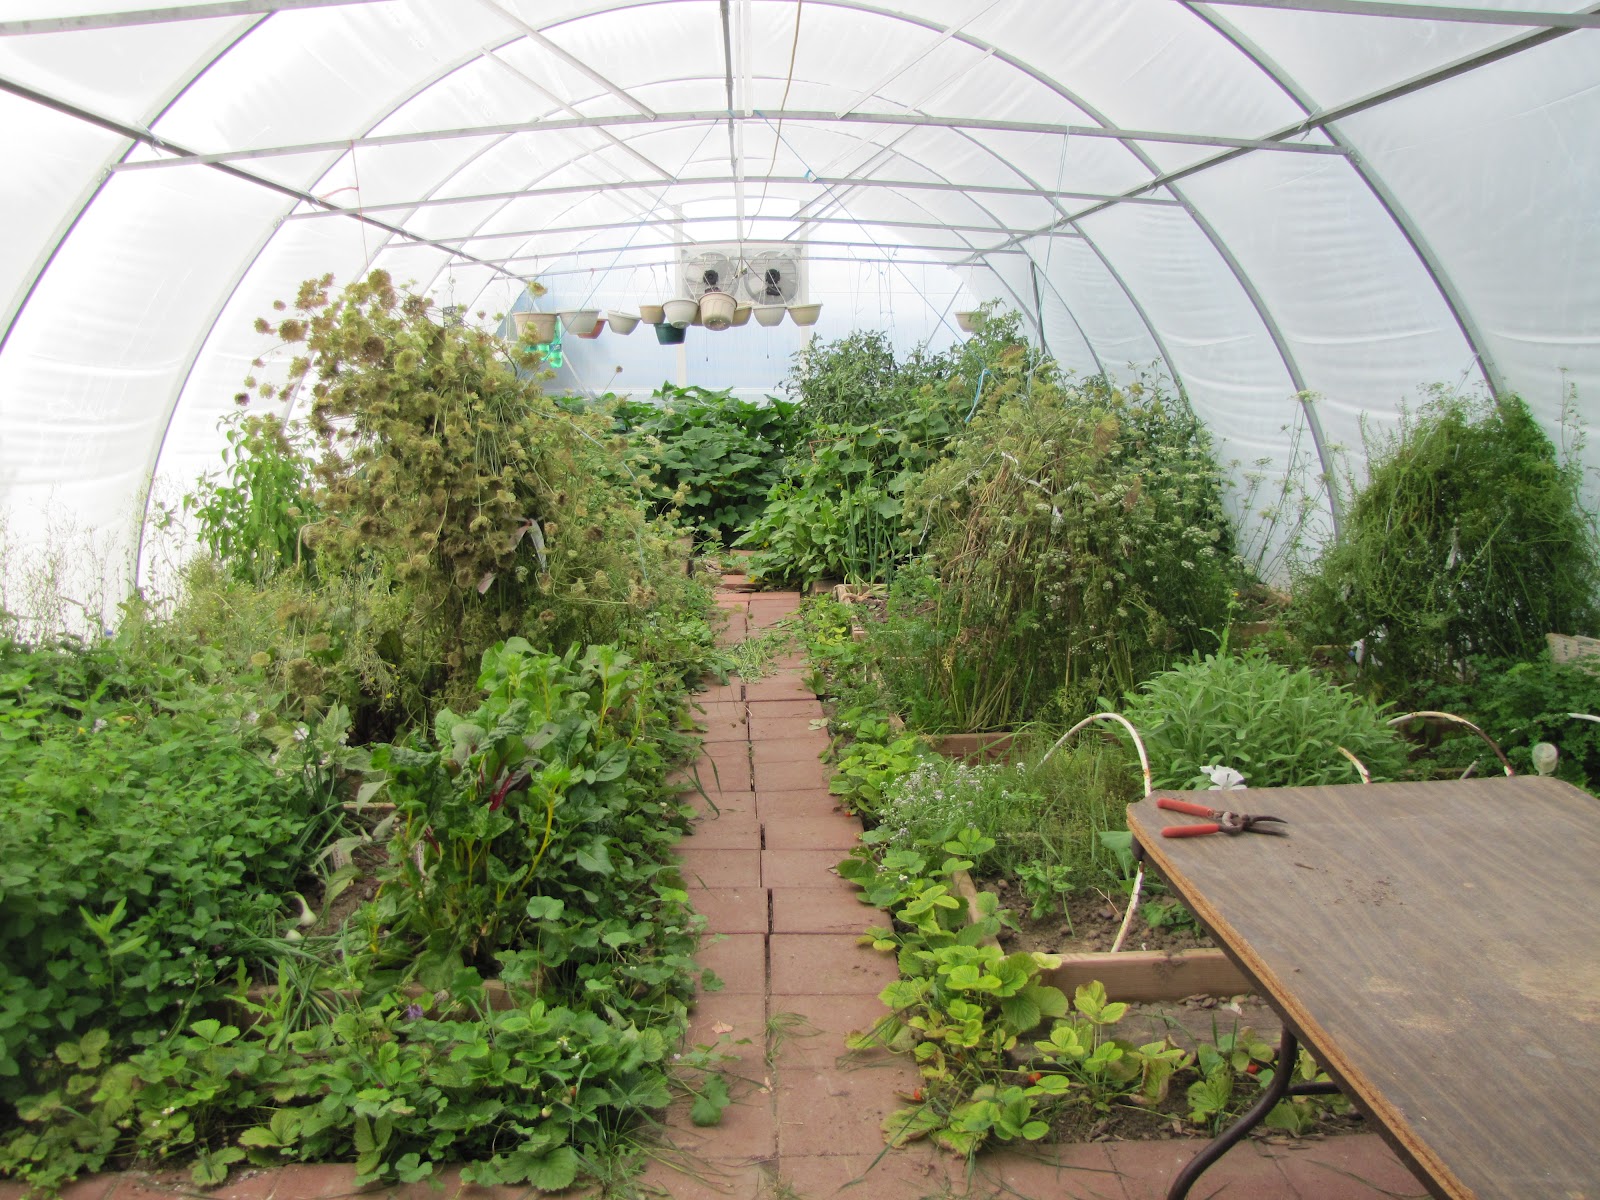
{"left": 739, "top": 250, "right": 803, "bottom": 306}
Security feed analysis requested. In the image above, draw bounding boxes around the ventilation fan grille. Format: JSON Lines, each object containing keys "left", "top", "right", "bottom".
{"left": 675, "top": 242, "right": 807, "bottom": 305}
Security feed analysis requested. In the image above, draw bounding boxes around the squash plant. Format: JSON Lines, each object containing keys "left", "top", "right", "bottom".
{"left": 611, "top": 384, "right": 801, "bottom": 544}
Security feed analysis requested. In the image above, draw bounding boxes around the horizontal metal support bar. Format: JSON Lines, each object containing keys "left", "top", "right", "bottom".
{"left": 111, "top": 106, "right": 1347, "bottom": 172}
{"left": 0, "top": 0, "right": 388, "bottom": 36}
{"left": 960, "top": 7, "right": 1595, "bottom": 264}
{"left": 438, "top": 210, "right": 1082, "bottom": 245}
{"left": 485, "top": 235, "right": 1025, "bottom": 267}
{"left": 1199, "top": 0, "right": 1600, "bottom": 28}
{"left": 526, "top": 251, "right": 981, "bottom": 279}
{"left": 285, "top": 171, "right": 1180, "bottom": 218}
{"left": 0, "top": 70, "right": 516, "bottom": 280}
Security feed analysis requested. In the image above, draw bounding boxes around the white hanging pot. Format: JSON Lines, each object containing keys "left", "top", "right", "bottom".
{"left": 753, "top": 305, "right": 787, "bottom": 328}
{"left": 607, "top": 311, "right": 640, "bottom": 335}
{"left": 700, "top": 291, "right": 737, "bottom": 331}
{"left": 513, "top": 312, "right": 558, "bottom": 344}
{"left": 662, "top": 298, "right": 698, "bottom": 329}
{"left": 639, "top": 303, "right": 665, "bottom": 326}
{"left": 787, "top": 303, "right": 822, "bottom": 327}
{"left": 955, "top": 311, "right": 983, "bottom": 333}
{"left": 731, "top": 304, "right": 752, "bottom": 327}
{"left": 558, "top": 309, "right": 600, "bottom": 337}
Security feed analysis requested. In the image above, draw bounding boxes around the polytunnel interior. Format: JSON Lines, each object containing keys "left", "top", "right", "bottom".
{"left": 2, "top": 0, "right": 1599, "bottom": 615}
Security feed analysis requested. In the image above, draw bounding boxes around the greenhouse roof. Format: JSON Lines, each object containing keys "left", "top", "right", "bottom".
{"left": 1, "top": 0, "right": 1597, "bottom": 605}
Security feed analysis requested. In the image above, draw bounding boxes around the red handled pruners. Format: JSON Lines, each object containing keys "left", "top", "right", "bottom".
{"left": 1156, "top": 797, "right": 1288, "bottom": 838}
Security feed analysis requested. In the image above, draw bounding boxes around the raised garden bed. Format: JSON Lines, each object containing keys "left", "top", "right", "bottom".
{"left": 950, "top": 868, "right": 1250, "bottom": 1003}
{"left": 929, "top": 731, "right": 1017, "bottom": 764}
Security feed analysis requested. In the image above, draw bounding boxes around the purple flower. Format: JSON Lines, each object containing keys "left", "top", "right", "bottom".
{"left": 404, "top": 1003, "right": 424, "bottom": 1021}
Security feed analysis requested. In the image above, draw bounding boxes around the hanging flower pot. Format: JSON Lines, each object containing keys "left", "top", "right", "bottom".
{"left": 558, "top": 309, "right": 600, "bottom": 337}
{"left": 787, "top": 303, "right": 822, "bottom": 327}
{"left": 662, "top": 299, "right": 698, "bottom": 329}
{"left": 955, "top": 311, "right": 983, "bottom": 333}
{"left": 731, "top": 304, "right": 752, "bottom": 327}
{"left": 513, "top": 312, "right": 558, "bottom": 344}
{"left": 654, "top": 322, "right": 687, "bottom": 345}
{"left": 607, "top": 311, "right": 640, "bottom": 335}
{"left": 576, "top": 318, "right": 606, "bottom": 339}
{"left": 639, "top": 303, "right": 665, "bottom": 325}
{"left": 700, "top": 291, "right": 737, "bottom": 331}
{"left": 753, "top": 305, "right": 787, "bottom": 327}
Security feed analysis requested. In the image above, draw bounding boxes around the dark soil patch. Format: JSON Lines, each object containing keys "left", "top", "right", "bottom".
{"left": 304, "top": 842, "right": 386, "bottom": 938}
{"left": 1046, "top": 1079, "right": 1366, "bottom": 1145}
{"left": 980, "top": 876, "right": 1215, "bottom": 956}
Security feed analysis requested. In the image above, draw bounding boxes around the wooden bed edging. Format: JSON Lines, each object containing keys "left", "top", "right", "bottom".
{"left": 950, "top": 869, "right": 1251, "bottom": 1002}
{"left": 1038, "top": 949, "right": 1249, "bottom": 1004}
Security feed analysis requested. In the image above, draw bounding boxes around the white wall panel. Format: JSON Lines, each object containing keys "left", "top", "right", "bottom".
{"left": 0, "top": 167, "right": 287, "bottom": 615}
{"left": 1031, "top": 237, "right": 1164, "bottom": 378}
{"left": 147, "top": 217, "right": 382, "bottom": 554}
{"left": 0, "top": 17, "right": 241, "bottom": 120}
{"left": 1179, "top": 150, "right": 1481, "bottom": 470}
{"left": 0, "top": 95, "right": 124, "bottom": 327}
{"left": 1338, "top": 32, "right": 1600, "bottom": 450}
{"left": 1075, "top": 203, "right": 1323, "bottom": 557}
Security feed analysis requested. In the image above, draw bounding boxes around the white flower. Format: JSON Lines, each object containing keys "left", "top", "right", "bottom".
{"left": 1203, "top": 764, "right": 1247, "bottom": 790}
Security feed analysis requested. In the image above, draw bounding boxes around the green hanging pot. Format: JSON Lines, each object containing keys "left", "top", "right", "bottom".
{"left": 654, "top": 322, "right": 687, "bottom": 345}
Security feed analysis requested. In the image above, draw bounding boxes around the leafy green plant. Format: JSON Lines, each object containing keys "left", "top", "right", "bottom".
{"left": 1418, "top": 652, "right": 1600, "bottom": 789}
{"left": 1185, "top": 1031, "right": 1344, "bottom": 1135}
{"left": 1, "top": 634, "right": 716, "bottom": 1189}
{"left": 878, "top": 374, "right": 1238, "bottom": 730}
{"left": 1124, "top": 647, "right": 1409, "bottom": 789}
{"left": 825, "top": 707, "right": 925, "bottom": 816}
{"left": 184, "top": 413, "right": 319, "bottom": 584}
{"left": 783, "top": 329, "right": 900, "bottom": 426}
{"left": 739, "top": 323, "right": 1029, "bottom": 588}
{"left": 0, "top": 634, "right": 343, "bottom": 1103}
{"left": 356, "top": 638, "right": 693, "bottom": 986}
{"left": 1292, "top": 390, "right": 1600, "bottom": 694}
{"left": 238, "top": 271, "right": 711, "bottom": 720}
{"left": 1015, "top": 862, "right": 1077, "bottom": 922}
{"left": 611, "top": 385, "right": 801, "bottom": 545}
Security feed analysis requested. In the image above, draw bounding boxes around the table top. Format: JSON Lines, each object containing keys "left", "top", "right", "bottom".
{"left": 1126, "top": 775, "right": 1600, "bottom": 1200}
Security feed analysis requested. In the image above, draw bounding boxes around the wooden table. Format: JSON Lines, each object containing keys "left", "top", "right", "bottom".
{"left": 1126, "top": 776, "right": 1600, "bottom": 1200}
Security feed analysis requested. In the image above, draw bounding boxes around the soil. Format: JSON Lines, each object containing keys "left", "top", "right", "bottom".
{"left": 979, "top": 875, "right": 1215, "bottom": 956}
{"left": 304, "top": 842, "right": 387, "bottom": 938}
{"left": 966, "top": 874, "right": 1372, "bottom": 1147}
{"left": 1046, "top": 1076, "right": 1367, "bottom": 1145}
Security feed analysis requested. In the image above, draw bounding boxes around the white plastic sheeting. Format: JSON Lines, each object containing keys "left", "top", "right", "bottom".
{"left": 0, "top": 0, "right": 1596, "bottom": 618}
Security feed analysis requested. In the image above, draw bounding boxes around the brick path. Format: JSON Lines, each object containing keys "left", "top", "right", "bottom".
{"left": 10, "top": 586, "right": 1428, "bottom": 1200}
{"left": 641, "top": 584, "right": 1432, "bottom": 1200}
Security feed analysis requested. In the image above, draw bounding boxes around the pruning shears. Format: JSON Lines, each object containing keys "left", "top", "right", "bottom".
{"left": 1156, "top": 797, "right": 1288, "bottom": 839}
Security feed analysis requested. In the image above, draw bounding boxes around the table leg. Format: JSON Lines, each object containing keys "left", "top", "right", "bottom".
{"left": 1166, "top": 1027, "right": 1341, "bottom": 1200}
